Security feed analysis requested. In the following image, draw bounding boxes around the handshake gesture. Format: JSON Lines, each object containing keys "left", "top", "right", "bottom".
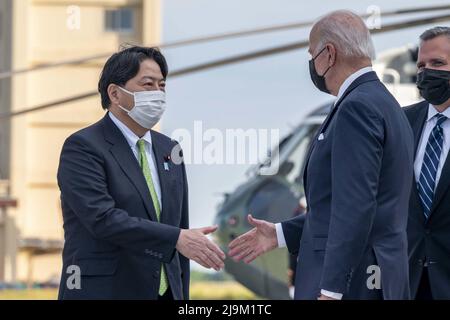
{"left": 176, "top": 225, "right": 226, "bottom": 271}
{"left": 176, "top": 215, "right": 277, "bottom": 271}
{"left": 228, "top": 214, "right": 278, "bottom": 263}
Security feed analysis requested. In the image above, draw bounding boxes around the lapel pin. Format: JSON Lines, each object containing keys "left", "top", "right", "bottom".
{"left": 163, "top": 155, "right": 171, "bottom": 171}
{"left": 318, "top": 133, "right": 324, "bottom": 141}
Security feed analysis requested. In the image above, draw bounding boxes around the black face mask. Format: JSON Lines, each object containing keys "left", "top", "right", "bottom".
{"left": 309, "top": 46, "right": 332, "bottom": 94}
{"left": 416, "top": 68, "right": 450, "bottom": 106}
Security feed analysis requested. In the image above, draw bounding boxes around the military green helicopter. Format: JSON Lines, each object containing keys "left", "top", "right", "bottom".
{"left": 213, "top": 43, "right": 423, "bottom": 299}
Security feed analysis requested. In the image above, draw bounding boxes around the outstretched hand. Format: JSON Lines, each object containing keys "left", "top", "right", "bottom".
{"left": 228, "top": 215, "right": 278, "bottom": 264}
{"left": 176, "top": 225, "right": 226, "bottom": 271}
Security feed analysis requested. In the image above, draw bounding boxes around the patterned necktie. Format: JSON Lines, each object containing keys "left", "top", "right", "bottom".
{"left": 137, "top": 139, "right": 168, "bottom": 296}
{"left": 418, "top": 114, "right": 448, "bottom": 219}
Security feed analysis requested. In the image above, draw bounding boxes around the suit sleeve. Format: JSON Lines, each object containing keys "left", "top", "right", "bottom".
{"left": 319, "top": 101, "right": 384, "bottom": 294}
{"left": 57, "top": 134, "right": 181, "bottom": 264}
{"left": 281, "top": 214, "right": 306, "bottom": 255}
{"left": 179, "top": 156, "right": 190, "bottom": 300}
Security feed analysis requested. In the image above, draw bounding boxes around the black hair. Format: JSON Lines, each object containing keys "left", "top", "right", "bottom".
{"left": 98, "top": 45, "right": 169, "bottom": 109}
{"left": 420, "top": 26, "right": 450, "bottom": 43}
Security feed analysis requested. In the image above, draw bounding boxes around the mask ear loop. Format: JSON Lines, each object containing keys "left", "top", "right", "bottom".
{"left": 312, "top": 46, "right": 328, "bottom": 61}
{"left": 116, "top": 86, "right": 135, "bottom": 113}
{"left": 312, "top": 45, "right": 332, "bottom": 77}
{"left": 321, "top": 65, "right": 332, "bottom": 77}
{"left": 117, "top": 86, "right": 134, "bottom": 96}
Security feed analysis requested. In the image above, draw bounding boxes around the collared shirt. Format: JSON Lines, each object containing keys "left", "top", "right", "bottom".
{"left": 275, "top": 66, "right": 374, "bottom": 300}
{"left": 414, "top": 104, "right": 450, "bottom": 189}
{"left": 109, "top": 112, "right": 162, "bottom": 209}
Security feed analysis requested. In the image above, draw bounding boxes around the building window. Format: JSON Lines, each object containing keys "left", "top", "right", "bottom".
{"left": 105, "top": 8, "right": 134, "bottom": 33}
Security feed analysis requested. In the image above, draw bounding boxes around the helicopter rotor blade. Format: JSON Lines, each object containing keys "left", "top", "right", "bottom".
{"left": 1, "top": 12, "right": 450, "bottom": 119}
{"left": 1, "top": 3, "right": 450, "bottom": 80}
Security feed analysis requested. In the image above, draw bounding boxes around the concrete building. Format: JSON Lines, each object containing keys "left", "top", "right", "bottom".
{"left": 0, "top": 0, "right": 161, "bottom": 284}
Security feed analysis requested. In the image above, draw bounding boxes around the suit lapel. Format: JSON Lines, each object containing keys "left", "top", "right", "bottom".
{"left": 103, "top": 114, "right": 158, "bottom": 222}
{"left": 411, "top": 102, "right": 428, "bottom": 155}
{"left": 303, "top": 71, "right": 379, "bottom": 193}
{"left": 150, "top": 131, "right": 174, "bottom": 225}
{"left": 302, "top": 105, "right": 334, "bottom": 190}
{"left": 430, "top": 150, "right": 450, "bottom": 218}
{"left": 408, "top": 102, "right": 428, "bottom": 224}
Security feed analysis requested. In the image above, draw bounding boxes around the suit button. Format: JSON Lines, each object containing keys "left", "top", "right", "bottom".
{"left": 153, "top": 270, "right": 160, "bottom": 279}
{"left": 425, "top": 229, "right": 431, "bottom": 235}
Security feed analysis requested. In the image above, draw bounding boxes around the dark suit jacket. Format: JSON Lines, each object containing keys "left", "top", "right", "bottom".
{"left": 404, "top": 100, "right": 450, "bottom": 299}
{"left": 282, "top": 72, "right": 414, "bottom": 299}
{"left": 57, "top": 113, "right": 190, "bottom": 300}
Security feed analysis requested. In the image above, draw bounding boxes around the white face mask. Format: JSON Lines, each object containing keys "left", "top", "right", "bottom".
{"left": 117, "top": 86, "right": 166, "bottom": 129}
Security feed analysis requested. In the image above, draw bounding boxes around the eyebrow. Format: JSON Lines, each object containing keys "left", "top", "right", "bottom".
{"left": 417, "top": 57, "right": 447, "bottom": 66}
{"left": 431, "top": 57, "right": 447, "bottom": 63}
{"left": 140, "top": 76, "right": 166, "bottom": 82}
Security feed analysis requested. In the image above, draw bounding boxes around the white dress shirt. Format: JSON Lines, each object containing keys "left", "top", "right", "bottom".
{"left": 414, "top": 104, "right": 450, "bottom": 188}
{"left": 275, "top": 66, "right": 374, "bottom": 300}
{"left": 109, "top": 112, "right": 162, "bottom": 209}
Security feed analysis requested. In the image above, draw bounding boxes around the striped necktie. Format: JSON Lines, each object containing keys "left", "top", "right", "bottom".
{"left": 137, "top": 139, "right": 169, "bottom": 296}
{"left": 418, "top": 113, "right": 448, "bottom": 219}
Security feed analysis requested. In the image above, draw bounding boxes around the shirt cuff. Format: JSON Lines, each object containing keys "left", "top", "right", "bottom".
{"left": 275, "top": 223, "right": 287, "bottom": 248}
{"left": 320, "top": 289, "right": 343, "bottom": 300}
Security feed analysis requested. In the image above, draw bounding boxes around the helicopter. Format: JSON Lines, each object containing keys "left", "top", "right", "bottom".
{"left": 213, "top": 44, "right": 423, "bottom": 299}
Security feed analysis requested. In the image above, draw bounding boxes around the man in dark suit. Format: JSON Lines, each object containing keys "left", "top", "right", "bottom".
{"left": 57, "top": 46, "right": 225, "bottom": 300}
{"left": 404, "top": 26, "right": 450, "bottom": 300}
{"left": 229, "top": 10, "right": 414, "bottom": 300}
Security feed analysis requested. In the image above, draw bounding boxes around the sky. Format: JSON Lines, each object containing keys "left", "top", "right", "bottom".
{"left": 160, "top": 0, "right": 450, "bottom": 233}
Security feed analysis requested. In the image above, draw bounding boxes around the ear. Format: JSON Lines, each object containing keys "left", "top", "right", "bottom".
{"left": 327, "top": 43, "right": 337, "bottom": 67}
{"left": 108, "top": 84, "right": 120, "bottom": 106}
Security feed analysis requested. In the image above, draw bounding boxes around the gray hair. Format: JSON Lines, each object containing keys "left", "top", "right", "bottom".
{"left": 420, "top": 26, "right": 450, "bottom": 43}
{"left": 312, "top": 10, "right": 376, "bottom": 60}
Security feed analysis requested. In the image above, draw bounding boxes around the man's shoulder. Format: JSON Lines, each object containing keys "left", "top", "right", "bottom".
{"left": 343, "top": 80, "right": 402, "bottom": 116}
{"left": 151, "top": 129, "right": 179, "bottom": 147}
{"left": 354, "top": 78, "right": 397, "bottom": 103}
{"left": 341, "top": 85, "right": 388, "bottom": 118}
{"left": 65, "top": 116, "right": 106, "bottom": 146}
{"left": 403, "top": 100, "right": 428, "bottom": 115}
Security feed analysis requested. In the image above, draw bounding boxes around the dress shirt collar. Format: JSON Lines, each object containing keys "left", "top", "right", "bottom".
{"left": 108, "top": 111, "right": 153, "bottom": 148}
{"left": 427, "top": 103, "right": 450, "bottom": 122}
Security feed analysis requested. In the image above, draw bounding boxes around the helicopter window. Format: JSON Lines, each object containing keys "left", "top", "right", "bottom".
{"left": 383, "top": 49, "right": 418, "bottom": 84}
{"left": 246, "top": 123, "right": 321, "bottom": 222}
{"left": 282, "top": 124, "right": 321, "bottom": 188}
{"left": 247, "top": 179, "right": 299, "bottom": 222}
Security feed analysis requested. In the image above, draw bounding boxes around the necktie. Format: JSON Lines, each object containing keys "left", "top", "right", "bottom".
{"left": 137, "top": 139, "right": 168, "bottom": 296}
{"left": 418, "top": 114, "right": 448, "bottom": 219}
